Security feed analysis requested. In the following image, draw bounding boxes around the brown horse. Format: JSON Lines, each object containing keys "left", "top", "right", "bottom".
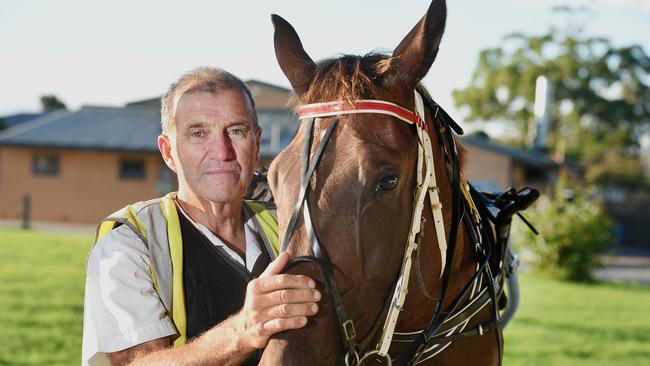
{"left": 263, "top": 1, "right": 503, "bottom": 365}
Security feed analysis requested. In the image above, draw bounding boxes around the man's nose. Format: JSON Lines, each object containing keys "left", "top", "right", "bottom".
{"left": 207, "top": 133, "right": 236, "bottom": 161}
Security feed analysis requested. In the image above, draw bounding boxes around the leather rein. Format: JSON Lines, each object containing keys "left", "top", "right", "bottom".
{"left": 279, "top": 87, "right": 503, "bottom": 365}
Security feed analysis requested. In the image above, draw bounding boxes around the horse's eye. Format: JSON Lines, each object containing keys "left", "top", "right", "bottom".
{"left": 377, "top": 173, "right": 399, "bottom": 192}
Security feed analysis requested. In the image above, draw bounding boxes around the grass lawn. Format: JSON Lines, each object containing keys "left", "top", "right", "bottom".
{"left": 1, "top": 227, "right": 649, "bottom": 365}
{"left": 0, "top": 228, "right": 91, "bottom": 366}
{"left": 503, "top": 272, "right": 650, "bottom": 365}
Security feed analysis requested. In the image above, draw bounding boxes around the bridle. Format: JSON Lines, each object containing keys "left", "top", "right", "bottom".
{"left": 279, "top": 88, "right": 503, "bottom": 365}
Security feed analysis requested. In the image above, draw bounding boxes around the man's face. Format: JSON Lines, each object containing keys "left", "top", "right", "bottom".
{"left": 159, "top": 89, "right": 261, "bottom": 205}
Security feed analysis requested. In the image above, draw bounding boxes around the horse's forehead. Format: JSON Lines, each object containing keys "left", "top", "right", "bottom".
{"left": 271, "top": 113, "right": 416, "bottom": 195}
{"left": 343, "top": 113, "right": 416, "bottom": 153}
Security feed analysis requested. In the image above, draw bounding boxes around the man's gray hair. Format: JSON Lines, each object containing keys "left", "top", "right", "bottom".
{"left": 160, "top": 67, "right": 258, "bottom": 134}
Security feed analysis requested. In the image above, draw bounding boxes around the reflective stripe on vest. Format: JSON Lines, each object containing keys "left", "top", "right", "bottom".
{"left": 92, "top": 192, "right": 279, "bottom": 347}
{"left": 244, "top": 200, "right": 280, "bottom": 257}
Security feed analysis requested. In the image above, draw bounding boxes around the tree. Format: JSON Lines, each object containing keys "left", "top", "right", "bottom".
{"left": 452, "top": 8, "right": 650, "bottom": 182}
{"left": 0, "top": 117, "right": 6, "bottom": 131}
{"left": 40, "top": 95, "right": 67, "bottom": 112}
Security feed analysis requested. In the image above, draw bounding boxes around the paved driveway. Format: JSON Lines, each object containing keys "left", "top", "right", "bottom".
{"left": 595, "top": 248, "right": 650, "bottom": 285}
{"left": 0, "top": 219, "right": 95, "bottom": 236}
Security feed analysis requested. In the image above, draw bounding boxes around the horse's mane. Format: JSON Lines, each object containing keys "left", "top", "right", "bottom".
{"left": 301, "top": 52, "right": 393, "bottom": 104}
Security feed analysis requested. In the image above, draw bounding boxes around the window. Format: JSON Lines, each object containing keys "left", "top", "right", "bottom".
{"left": 524, "top": 167, "right": 545, "bottom": 181}
{"left": 32, "top": 154, "right": 59, "bottom": 176}
{"left": 119, "top": 159, "right": 145, "bottom": 179}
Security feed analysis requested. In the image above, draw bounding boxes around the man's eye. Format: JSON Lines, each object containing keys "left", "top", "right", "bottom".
{"left": 228, "top": 128, "right": 248, "bottom": 137}
{"left": 191, "top": 130, "right": 204, "bottom": 138}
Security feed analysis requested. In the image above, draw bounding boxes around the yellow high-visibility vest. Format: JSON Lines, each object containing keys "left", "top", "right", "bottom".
{"left": 92, "top": 192, "right": 279, "bottom": 347}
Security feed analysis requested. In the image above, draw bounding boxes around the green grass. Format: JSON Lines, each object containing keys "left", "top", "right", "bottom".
{"left": 0, "top": 228, "right": 91, "bottom": 366}
{"left": 504, "top": 272, "right": 650, "bottom": 365}
{"left": 1, "top": 227, "right": 649, "bottom": 365}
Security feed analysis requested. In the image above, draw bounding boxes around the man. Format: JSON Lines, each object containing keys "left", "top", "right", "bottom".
{"left": 82, "top": 67, "right": 320, "bottom": 365}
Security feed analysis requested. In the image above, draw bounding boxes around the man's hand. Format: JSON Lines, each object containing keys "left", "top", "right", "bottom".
{"left": 121, "top": 252, "right": 320, "bottom": 366}
{"left": 237, "top": 251, "right": 320, "bottom": 351}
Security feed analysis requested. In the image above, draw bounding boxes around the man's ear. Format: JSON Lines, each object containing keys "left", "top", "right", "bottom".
{"left": 158, "top": 134, "right": 177, "bottom": 173}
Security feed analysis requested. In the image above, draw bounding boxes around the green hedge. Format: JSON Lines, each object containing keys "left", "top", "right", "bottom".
{"left": 513, "top": 190, "right": 614, "bottom": 281}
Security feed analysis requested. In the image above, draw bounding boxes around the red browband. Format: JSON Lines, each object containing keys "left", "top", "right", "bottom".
{"left": 296, "top": 100, "right": 428, "bottom": 132}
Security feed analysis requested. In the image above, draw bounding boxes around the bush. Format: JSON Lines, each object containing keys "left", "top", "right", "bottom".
{"left": 513, "top": 190, "right": 615, "bottom": 281}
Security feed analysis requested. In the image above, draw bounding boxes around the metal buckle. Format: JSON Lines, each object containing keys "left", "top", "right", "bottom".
{"left": 358, "top": 350, "right": 392, "bottom": 366}
{"left": 345, "top": 350, "right": 360, "bottom": 366}
{"left": 343, "top": 319, "right": 357, "bottom": 341}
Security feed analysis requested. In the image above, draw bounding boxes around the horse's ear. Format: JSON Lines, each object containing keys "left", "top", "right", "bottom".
{"left": 385, "top": 0, "right": 446, "bottom": 89}
{"left": 271, "top": 14, "right": 316, "bottom": 97}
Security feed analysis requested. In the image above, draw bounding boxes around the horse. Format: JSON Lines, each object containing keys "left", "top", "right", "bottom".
{"left": 261, "top": 1, "right": 530, "bottom": 364}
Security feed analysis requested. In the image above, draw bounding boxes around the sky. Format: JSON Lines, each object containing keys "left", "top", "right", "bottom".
{"left": 2, "top": 0, "right": 650, "bottom": 126}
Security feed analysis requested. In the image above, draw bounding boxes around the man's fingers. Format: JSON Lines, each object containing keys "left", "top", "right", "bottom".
{"left": 262, "top": 316, "right": 309, "bottom": 334}
{"left": 266, "top": 302, "right": 319, "bottom": 319}
{"left": 252, "top": 274, "right": 317, "bottom": 294}
{"left": 269, "top": 288, "right": 321, "bottom": 305}
{"left": 242, "top": 252, "right": 321, "bottom": 348}
{"left": 249, "top": 287, "right": 321, "bottom": 311}
{"left": 246, "top": 316, "right": 309, "bottom": 348}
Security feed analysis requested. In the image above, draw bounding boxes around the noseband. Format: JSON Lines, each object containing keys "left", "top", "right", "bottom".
{"left": 280, "top": 90, "right": 502, "bottom": 365}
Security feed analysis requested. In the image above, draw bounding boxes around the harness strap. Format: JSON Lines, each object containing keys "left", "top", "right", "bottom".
{"left": 280, "top": 117, "right": 359, "bottom": 354}
{"left": 413, "top": 322, "right": 501, "bottom": 364}
{"left": 285, "top": 256, "right": 359, "bottom": 354}
{"left": 395, "top": 96, "right": 472, "bottom": 366}
{"left": 280, "top": 118, "right": 337, "bottom": 252}
{"left": 286, "top": 89, "right": 505, "bottom": 365}
{"left": 297, "top": 99, "right": 428, "bottom": 131}
{"left": 376, "top": 90, "right": 449, "bottom": 357}
{"left": 415, "top": 92, "right": 448, "bottom": 279}
{"left": 393, "top": 277, "right": 499, "bottom": 344}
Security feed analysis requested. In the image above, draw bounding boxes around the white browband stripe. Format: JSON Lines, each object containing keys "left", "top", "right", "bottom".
{"left": 297, "top": 108, "right": 416, "bottom": 126}
{"left": 297, "top": 99, "right": 428, "bottom": 130}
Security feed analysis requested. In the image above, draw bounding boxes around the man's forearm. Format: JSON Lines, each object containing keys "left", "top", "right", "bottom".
{"left": 124, "top": 252, "right": 319, "bottom": 365}
{"left": 129, "top": 315, "right": 253, "bottom": 366}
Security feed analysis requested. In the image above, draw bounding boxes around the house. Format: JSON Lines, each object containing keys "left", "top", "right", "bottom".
{"left": 0, "top": 79, "right": 557, "bottom": 224}
{"left": 0, "top": 112, "right": 49, "bottom": 129}
{"left": 461, "top": 136, "right": 558, "bottom": 196}
{"left": 0, "top": 107, "right": 170, "bottom": 223}
{"left": 0, "top": 81, "right": 297, "bottom": 224}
